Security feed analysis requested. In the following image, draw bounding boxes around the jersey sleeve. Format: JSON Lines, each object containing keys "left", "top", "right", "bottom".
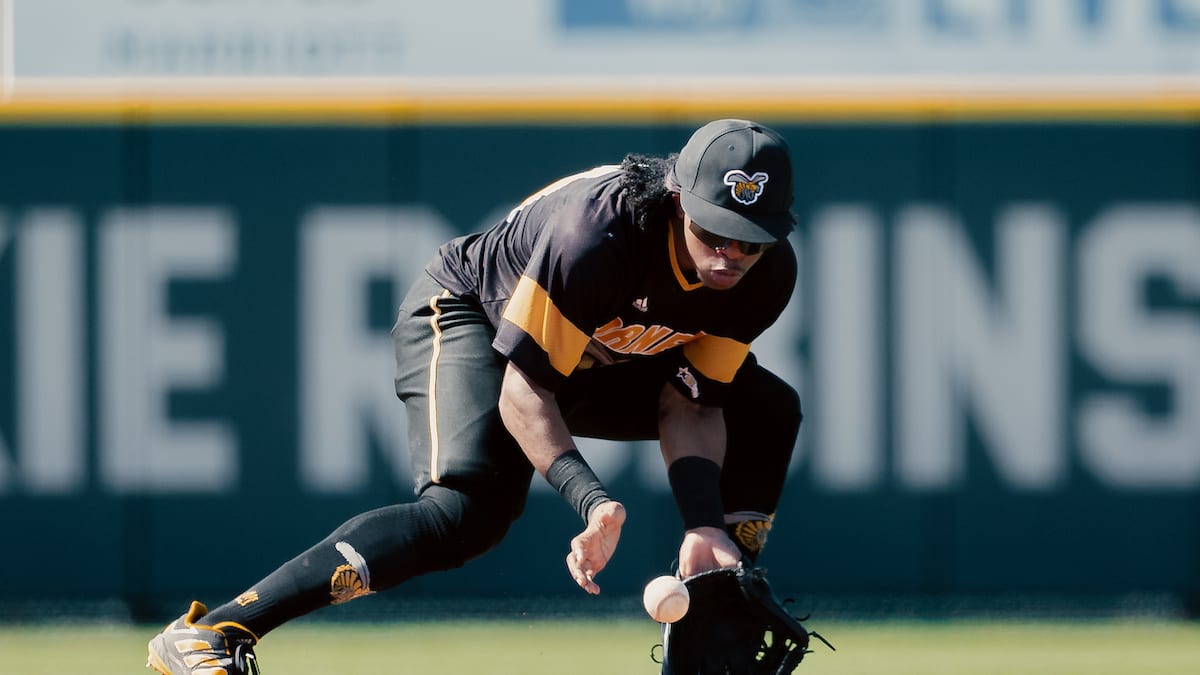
{"left": 493, "top": 179, "right": 635, "bottom": 390}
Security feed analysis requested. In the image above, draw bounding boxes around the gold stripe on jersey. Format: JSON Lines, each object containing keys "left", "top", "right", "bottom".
{"left": 427, "top": 290, "right": 451, "bottom": 483}
{"left": 503, "top": 275, "right": 591, "bottom": 376}
{"left": 684, "top": 334, "right": 750, "bottom": 384}
{"left": 667, "top": 221, "right": 704, "bottom": 291}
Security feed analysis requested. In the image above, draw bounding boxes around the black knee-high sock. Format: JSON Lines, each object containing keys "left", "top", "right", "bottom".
{"left": 203, "top": 492, "right": 465, "bottom": 638}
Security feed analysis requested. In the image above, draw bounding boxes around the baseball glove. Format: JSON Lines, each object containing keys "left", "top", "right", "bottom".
{"left": 656, "top": 566, "right": 832, "bottom": 674}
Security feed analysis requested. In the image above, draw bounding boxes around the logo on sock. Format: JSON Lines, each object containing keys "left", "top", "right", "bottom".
{"left": 234, "top": 589, "right": 260, "bottom": 607}
{"left": 330, "top": 541, "right": 375, "bottom": 605}
{"left": 730, "top": 512, "right": 774, "bottom": 555}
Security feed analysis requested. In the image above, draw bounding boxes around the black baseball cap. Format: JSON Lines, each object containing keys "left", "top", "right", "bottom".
{"left": 673, "top": 119, "right": 796, "bottom": 244}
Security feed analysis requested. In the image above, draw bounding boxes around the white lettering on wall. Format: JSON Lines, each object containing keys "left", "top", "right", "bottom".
{"left": 18, "top": 210, "right": 85, "bottom": 493}
{"left": 1, "top": 199, "right": 1198, "bottom": 495}
{"left": 811, "top": 206, "right": 882, "bottom": 490}
{"left": 896, "top": 204, "right": 1065, "bottom": 490}
{"left": 749, "top": 229, "right": 808, "bottom": 479}
{"left": 98, "top": 208, "right": 237, "bottom": 493}
{"left": 299, "top": 206, "right": 453, "bottom": 494}
{"left": 1077, "top": 205, "right": 1200, "bottom": 488}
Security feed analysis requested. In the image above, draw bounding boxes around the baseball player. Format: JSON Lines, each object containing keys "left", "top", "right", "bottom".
{"left": 147, "top": 119, "right": 802, "bottom": 674}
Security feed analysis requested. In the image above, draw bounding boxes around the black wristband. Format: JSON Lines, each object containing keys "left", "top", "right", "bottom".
{"left": 667, "top": 456, "right": 726, "bottom": 530}
{"left": 545, "top": 449, "right": 613, "bottom": 524}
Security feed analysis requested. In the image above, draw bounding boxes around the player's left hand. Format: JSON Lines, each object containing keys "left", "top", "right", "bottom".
{"left": 566, "top": 500, "right": 626, "bottom": 595}
{"left": 676, "top": 526, "right": 743, "bottom": 578}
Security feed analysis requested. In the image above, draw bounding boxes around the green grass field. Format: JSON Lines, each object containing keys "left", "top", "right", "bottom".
{"left": 1, "top": 618, "right": 1197, "bottom": 674}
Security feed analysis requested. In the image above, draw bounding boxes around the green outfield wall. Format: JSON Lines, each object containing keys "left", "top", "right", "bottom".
{"left": 1, "top": 106, "right": 1198, "bottom": 616}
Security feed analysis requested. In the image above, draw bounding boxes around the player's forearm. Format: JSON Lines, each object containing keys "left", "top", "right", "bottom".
{"left": 499, "top": 361, "right": 616, "bottom": 525}
{"left": 657, "top": 383, "right": 732, "bottom": 538}
{"left": 657, "top": 383, "right": 726, "bottom": 467}
{"left": 497, "top": 361, "right": 576, "bottom": 475}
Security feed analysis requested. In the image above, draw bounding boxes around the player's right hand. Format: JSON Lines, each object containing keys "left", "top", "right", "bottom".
{"left": 676, "top": 526, "right": 743, "bottom": 578}
{"left": 566, "top": 500, "right": 626, "bottom": 595}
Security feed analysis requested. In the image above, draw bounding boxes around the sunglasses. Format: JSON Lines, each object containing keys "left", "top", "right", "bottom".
{"left": 687, "top": 220, "right": 774, "bottom": 256}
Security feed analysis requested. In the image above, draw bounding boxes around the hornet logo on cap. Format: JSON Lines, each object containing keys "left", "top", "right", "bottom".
{"left": 723, "top": 170, "right": 769, "bottom": 205}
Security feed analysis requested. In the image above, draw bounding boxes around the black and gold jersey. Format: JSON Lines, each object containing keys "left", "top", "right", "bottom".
{"left": 425, "top": 166, "right": 796, "bottom": 407}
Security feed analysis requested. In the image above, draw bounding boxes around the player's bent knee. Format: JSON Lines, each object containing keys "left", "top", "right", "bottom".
{"left": 733, "top": 367, "right": 802, "bottom": 433}
{"left": 319, "top": 485, "right": 523, "bottom": 591}
{"left": 419, "top": 484, "right": 526, "bottom": 567}
{"left": 762, "top": 370, "right": 802, "bottom": 423}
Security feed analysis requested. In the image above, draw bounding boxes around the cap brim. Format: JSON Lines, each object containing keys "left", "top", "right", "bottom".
{"left": 679, "top": 189, "right": 795, "bottom": 244}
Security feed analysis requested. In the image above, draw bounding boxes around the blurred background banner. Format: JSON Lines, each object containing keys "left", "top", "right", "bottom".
{"left": 0, "top": 0, "right": 1198, "bottom": 619}
{"left": 9, "top": 0, "right": 1200, "bottom": 79}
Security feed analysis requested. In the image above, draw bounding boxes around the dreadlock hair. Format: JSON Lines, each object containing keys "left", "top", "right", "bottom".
{"left": 619, "top": 152, "right": 680, "bottom": 231}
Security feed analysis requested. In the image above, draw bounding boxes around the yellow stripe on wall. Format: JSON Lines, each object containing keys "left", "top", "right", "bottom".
{"left": 3, "top": 82, "right": 1200, "bottom": 124}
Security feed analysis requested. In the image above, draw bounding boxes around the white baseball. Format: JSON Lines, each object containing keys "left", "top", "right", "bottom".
{"left": 642, "top": 575, "right": 690, "bottom": 623}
